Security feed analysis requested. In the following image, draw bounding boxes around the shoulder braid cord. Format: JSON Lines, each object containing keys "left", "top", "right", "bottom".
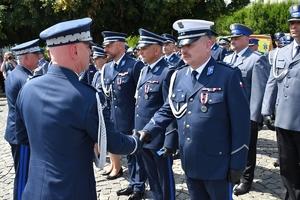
{"left": 168, "top": 70, "right": 187, "bottom": 118}
{"left": 101, "top": 63, "right": 112, "bottom": 99}
{"left": 272, "top": 48, "right": 288, "bottom": 80}
{"left": 96, "top": 92, "right": 107, "bottom": 169}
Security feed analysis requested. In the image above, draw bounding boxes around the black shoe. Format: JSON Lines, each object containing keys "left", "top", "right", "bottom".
{"left": 116, "top": 187, "right": 133, "bottom": 196}
{"left": 107, "top": 167, "right": 123, "bottom": 180}
{"left": 101, "top": 170, "right": 112, "bottom": 176}
{"left": 273, "top": 160, "right": 280, "bottom": 168}
{"left": 128, "top": 192, "right": 144, "bottom": 200}
{"left": 234, "top": 183, "right": 251, "bottom": 196}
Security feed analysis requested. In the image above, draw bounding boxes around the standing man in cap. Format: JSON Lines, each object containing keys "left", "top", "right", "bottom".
{"left": 161, "top": 33, "right": 180, "bottom": 66}
{"left": 14, "top": 18, "right": 150, "bottom": 200}
{"left": 33, "top": 49, "right": 50, "bottom": 76}
{"left": 218, "top": 38, "right": 231, "bottom": 51}
{"left": 100, "top": 31, "right": 146, "bottom": 195}
{"left": 4, "top": 38, "right": 40, "bottom": 200}
{"left": 91, "top": 45, "right": 107, "bottom": 92}
{"left": 137, "top": 19, "right": 250, "bottom": 199}
{"left": 135, "top": 28, "right": 176, "bottom": 200}
{"left": 248, "top": 38, "right": 260, "bottom": 52}
{"left": 223, "top": 23, "right": 270, "bottom": 196}
{"left": 210, "top": 30, "right": 227, "bottom": 61}
{"left": 262, "top": 4, "right": 300, "bottom": 199}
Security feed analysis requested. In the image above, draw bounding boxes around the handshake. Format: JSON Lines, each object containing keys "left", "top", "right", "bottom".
{"left": 132, "top": 129, "right": 152, "bottom": 145}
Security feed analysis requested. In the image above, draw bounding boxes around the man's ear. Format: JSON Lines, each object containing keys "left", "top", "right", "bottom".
{"left": 69, "top": 44, "right": 78, "bottom": 59}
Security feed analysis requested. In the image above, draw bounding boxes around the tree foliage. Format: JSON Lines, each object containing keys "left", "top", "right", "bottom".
{"left": 0, "top": 0, "right": 251, "bottom": 48}
{"left": 216, "top": 0, "right": 296, "bottom": 38}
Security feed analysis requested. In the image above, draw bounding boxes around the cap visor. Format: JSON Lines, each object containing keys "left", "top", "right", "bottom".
{"left": 178, "top": 37, "right": 200, "bottom": 47}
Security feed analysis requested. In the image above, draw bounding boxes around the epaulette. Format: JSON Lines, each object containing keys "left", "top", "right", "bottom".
{"left": 27, "top": 74, "right": 42, "bottom": 82}
{"left": 176, "top": 64, "right": 188, "bottom": 71}
{"left": 217, "top": 61, "right": 234, "bottom": 69}
{"left": 253, "top": 50, "right": 264, "bottom": 56}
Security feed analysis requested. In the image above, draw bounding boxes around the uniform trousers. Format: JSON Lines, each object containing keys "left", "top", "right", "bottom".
{"left": 126, "top": 152, "right": 147, "bottom": 193}
{"left": 277, "top": 127, "right": 300, "bottom": 200}
{"left": 241, "top": 126, "right": 258, "bottom": 184}
{"left": 141, "top": 148, "right": 175, "bottom": 200}
{"left": 185, "top": 175, "right": 233, "bottom": 200}
{"left": 10, "top": 144, "right": 30, "bottom": 200}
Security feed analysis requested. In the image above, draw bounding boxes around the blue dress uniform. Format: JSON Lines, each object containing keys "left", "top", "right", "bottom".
{"left": 101, "top": 31, "right": 146, "bottom": 195}
{"left": 4, "top": 39, "right": 41, "bottom": 200}
{"left": 142, "top": 19, "right": 251, "bottom": 200}
{"left": 135, "top": 28, "right": 176, "bottom": 200}
{"left": 262, "top": 5, "right": 300, "bottom": 199}
{"left": 14, "top": 18, "right": 143, "bottom": 200}
{"left": 79, "top": 62, "right": 97, "bottom": 85}
{"left": 161, "top": 33, "right": 181, "bottom": 65}
{"left": 211, "top": 30, "right": 227, "bottom": 61}
{"left": 91, "top": 46, "right": 107, "bottom": 92}
{"left": 223, "top": 24, "right": 270, "bottom": 194}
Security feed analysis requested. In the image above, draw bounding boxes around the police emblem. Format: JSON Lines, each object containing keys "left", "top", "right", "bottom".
{"left": 178, "top": 22, "right": 184, "bottom": 29}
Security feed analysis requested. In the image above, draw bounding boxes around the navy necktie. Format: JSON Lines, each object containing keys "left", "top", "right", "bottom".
{"left": 293, "top": 46, "right": 300, "bottom": 59}
{"left": 114, "top": 63, "right": 118, "bottom": 70}
{"left": 191, "top": 70, "right": 198, "bottom": 86}
{"left": 231, "top": 54, "right": 238, "bottom": 64}
{"left": 146, "top": 65, "right": 151, "bottom": 74}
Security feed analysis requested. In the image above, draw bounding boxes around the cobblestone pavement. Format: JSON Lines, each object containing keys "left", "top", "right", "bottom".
{"left": 0, "top": 95, "right": 282, "bottom": 200}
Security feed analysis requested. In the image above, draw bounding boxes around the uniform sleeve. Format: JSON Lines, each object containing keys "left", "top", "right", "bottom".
{"left": 144, "top": 98, "right": 177, "bottom": 149}
{"left": 15, "top": 88, "right": 30, "bottom": 146}
{"left": 250, "top": 54, "right": 270, "bottom": 122}
{"left": 261, "top": 66, "right": 278, "bottom": 115}
{"left": 85, "top": 91, "right": 141, "bottom": 155}
{"left": 227, "top": 68, "right": 251, "bottom": 170}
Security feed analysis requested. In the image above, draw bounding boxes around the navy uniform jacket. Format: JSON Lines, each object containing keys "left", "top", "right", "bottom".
{"left": 135, "top": 58, "right": 175, "bottom": 149}
{"left": 102, "top": 54, "right": 144, "bottom": 133}
{"left": 262, "top": 42, "right": 300, "bottom": 131}
{"left": 223, "top": 47, "right": 270, "bottom": 122}
{"left": 91, "top": 70, "right": 103, "bottom": 91}
{"left": 79, "top": 62, "right": 97, "bottom": 85}
{"left": 4, "top": 65, "right": 32, "bottom": 144}
{"left": 211, "top": 43, "right": 227, "bottom": 61}
{"left": 15, "top": 66, "right": 141, "bottom": 200}
{"left": 166, "top": 53, "right": 180, "bottom": 66}
{"left": 144, "top": 58, "right": 250, "bottom": 180}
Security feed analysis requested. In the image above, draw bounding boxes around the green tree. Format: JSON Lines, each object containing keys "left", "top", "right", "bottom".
{"left": 0, "top": 0, "right": 251, "bottom": 48}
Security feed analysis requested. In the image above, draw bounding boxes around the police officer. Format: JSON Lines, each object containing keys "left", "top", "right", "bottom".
{"left": 100, "top": 31, "right": 146, "bottom": 197}
{"left": 137, "top": 19, "right": 251, "bottom": 200}
{"left": 15, "top": 18, "right": 149, "bottom": 200}
{"left": 4, "top": 39, "right": 41, "bottom": 200}
{"left": 135, "top": 28, "right": 176, "bottom": 200}
{"left": 211, "top": 30, "right": 227, "bottom": 61}
{"left": 269, "top": 33, "right": 285, "bottom": 66}
{"left": 79, "top": 59, "right": 97, "bottom": 85}
{"left": 218, "top": 37, "right": 231, "bottom": 51}
{"left": 223, "top": 24, "right": 270, "bottom": 195}
{"left": 262, "top": 5, "right": 300, "bottom": 200}
{"left": 248, "top": 38, "right": 260, "bottom": 52}
{"left": 34, "top": 47, "right": 52, "bottom": 76}
{"left": 161, "top": 33, "right": 180, "bottom": 66}
{"left": 91, "top": 45, "right": 107, "bottom": 92}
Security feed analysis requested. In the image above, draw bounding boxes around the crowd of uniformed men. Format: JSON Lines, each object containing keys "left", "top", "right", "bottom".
{"left": 1, "top": 3, "right": 300, "bottom": 200}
